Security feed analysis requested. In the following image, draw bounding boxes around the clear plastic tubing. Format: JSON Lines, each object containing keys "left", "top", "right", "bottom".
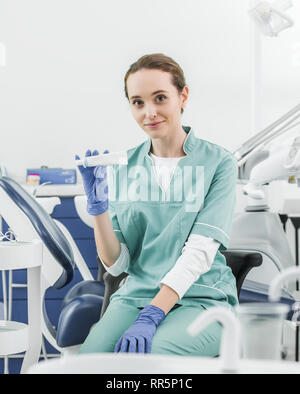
{"left": 75, "top": 151, "right": 128, "bottom": 168}
{"left": 236, "top": 302, "right": 289, "bottom": 361}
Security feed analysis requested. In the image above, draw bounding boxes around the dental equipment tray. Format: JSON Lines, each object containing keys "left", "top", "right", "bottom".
{"left": 26, "top": 167, "right": 77, "bottom": 185}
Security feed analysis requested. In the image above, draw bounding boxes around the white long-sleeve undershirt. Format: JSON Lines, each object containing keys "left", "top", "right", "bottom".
{"left": 100, "top": 152, "right": 220, "bottom": 299}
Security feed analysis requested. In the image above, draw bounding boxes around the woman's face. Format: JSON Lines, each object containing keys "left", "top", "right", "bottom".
{"left": 126, "top": 68, "right": 188, "bottom": 139}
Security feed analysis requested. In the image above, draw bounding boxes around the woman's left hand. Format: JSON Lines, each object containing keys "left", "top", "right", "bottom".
{"left": 114, "top": 305, "right": 165, "bottom": 354}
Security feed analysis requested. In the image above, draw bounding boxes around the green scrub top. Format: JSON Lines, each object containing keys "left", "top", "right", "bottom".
{"left": 107, "top": 126, "right": 239, "bottom": 310}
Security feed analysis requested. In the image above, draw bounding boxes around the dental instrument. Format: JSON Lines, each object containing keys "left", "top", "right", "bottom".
{"left": 75, "top": 151, "right": 128, "bottom": 168}
{"left": 236, "top": 1, "right": 298, "bottom": 305}
{"left": 230, "top": 104, "right": 300, "bottom": 361}
{"left": 234, "top": 103, "right": 300, "bottom": 165}
{"left": 234, "top": 102, "right": 300, "bottom": 205}
{"left": 230, "top": 104, "right": 300, "bottom": 300}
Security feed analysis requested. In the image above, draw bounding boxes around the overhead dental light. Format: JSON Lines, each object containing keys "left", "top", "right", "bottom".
{"left": 248, "top": 0, "right": 295, "bottom": 135}
{"left": 249, "top": 0, "right": 294, "bottom": 37}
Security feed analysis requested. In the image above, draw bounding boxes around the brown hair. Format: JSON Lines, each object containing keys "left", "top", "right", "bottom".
{"left": 124, "top": 53, "right": 187, "bottom": 114}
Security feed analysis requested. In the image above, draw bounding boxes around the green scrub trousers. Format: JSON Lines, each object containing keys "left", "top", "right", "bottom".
{"left": 79, "top": 301, "right": 222, "bottom": 356}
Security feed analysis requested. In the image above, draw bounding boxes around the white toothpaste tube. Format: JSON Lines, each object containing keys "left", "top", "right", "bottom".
{"left": 75, "top": 151, "right": 128, "bottom": 167}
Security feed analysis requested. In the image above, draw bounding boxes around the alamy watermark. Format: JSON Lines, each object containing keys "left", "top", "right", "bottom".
{"left": 0, "top": 42, "right": 6, "bottom": 67}
{"left": 103, "top": 164, "right": 205, "bottom": 213}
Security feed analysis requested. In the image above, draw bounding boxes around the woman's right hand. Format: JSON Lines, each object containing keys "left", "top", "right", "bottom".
{"left": 75, "top": 149, "right": 109, "bottom": 216}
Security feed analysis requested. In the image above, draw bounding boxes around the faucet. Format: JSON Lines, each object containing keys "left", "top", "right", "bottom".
{"left": 269, "top": 266, "right": 300, "bottom": 301}
{"left": 268, "top": 267, "right": 300, "bottom": 361}
{"left": 187, "top": 307, "right": 240, "bottom": 373}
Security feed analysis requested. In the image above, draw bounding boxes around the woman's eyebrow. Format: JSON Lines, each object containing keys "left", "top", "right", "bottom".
{"left": 130, "top": 90, "right": 168, "bottom": 100}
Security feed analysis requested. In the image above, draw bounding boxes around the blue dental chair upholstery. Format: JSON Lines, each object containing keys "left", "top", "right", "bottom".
{"left": 0, "top": 176, "right": 296, "bottom": 350}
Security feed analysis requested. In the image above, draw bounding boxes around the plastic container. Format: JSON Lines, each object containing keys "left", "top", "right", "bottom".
{"left": 236, "top": 302, "right": 289, "bottom": 360}
{"left": 75, "top": 151, "right": 128, "bottom": 168}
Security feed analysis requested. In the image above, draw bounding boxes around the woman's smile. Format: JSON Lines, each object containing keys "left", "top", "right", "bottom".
{"left": 145, "top": 121, "right": 166, "bottom": 129}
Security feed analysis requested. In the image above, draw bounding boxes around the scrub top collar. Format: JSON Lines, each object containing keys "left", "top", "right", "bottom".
{"left": 141, "top": 126, "right": 197, "bottom": 158}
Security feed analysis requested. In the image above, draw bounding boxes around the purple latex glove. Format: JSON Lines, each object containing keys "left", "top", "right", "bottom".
{"left": 114, "top": 305, "right": 166, "bottom": 354}
{"left": 75, "top": 149, "right": 109, "bottom": 216}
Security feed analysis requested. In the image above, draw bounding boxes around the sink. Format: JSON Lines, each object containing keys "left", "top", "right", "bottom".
{"left": 74, "top": 195, "right": 93, "bottom": 228}
{"left": 27, "top": 353, "right": 300, "bottom": 374}
{"left": 27, "top": 306, "right": 300, "bottom": 374}
{"left": 27, "top": 281, "right": 300, "bottom": 375}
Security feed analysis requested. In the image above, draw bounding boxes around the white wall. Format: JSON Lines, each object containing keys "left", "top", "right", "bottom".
{"left": 0, "top": 0, "right": 252, "bottom": 183}
{"left": 0, "top": 0, "right": 299, "bottom": 211}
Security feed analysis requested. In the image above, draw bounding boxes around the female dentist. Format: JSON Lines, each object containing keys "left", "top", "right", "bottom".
{"left": 76, "top": 53, "right": 238, "bottom": 357}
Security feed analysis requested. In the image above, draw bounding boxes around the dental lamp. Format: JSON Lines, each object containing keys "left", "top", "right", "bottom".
{"left": 248, "top": 0, "right": 295, "bottom": 135}
{"left": 249, "top": 0, "right": 294, "bottom": 37}
{"left": 244, "top": 0, "right": 297, "bottom": 203}
{"left": 235, "top": 103, "right": 300, "bottom": 164}
{"left": 234, "top": 103, "right": 300, "bottom": 202}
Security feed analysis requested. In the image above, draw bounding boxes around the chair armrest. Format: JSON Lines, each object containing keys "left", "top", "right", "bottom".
{"left": 221, "top": 250, "right": 262, "bottom": 297}
{"left": 100, "top": 271, "right": 129, "bottom": 319}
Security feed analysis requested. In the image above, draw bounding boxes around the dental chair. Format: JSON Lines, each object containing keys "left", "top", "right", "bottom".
{"left": 0, "top": 176, "right": 292, "bottom": 356}
{"left": 229, "top": 103, "right": 300, "bottom": 308}
{"left": 0, "top": 176, "right": 105, "bottom": 353}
